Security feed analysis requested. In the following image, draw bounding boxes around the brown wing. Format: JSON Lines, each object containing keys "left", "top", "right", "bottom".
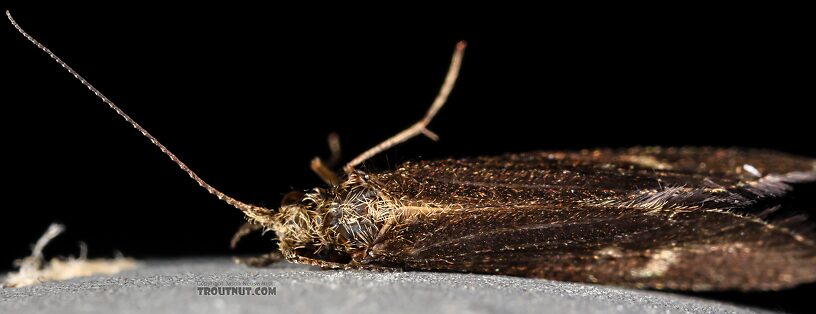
{"left": 364, "top": 147, "right": 816, "bottom": 291}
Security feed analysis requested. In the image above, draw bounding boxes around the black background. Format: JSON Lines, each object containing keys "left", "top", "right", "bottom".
{"left": 2, "top": 7, "right": 813, "bottom": 312}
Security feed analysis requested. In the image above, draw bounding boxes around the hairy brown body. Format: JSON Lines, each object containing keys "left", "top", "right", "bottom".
{"left": 275, "top": 147, "right": 816, "bottom": 291}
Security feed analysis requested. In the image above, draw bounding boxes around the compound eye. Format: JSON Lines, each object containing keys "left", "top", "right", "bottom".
{"left": 280, "top": 191, "right": 305, "bottom": 207}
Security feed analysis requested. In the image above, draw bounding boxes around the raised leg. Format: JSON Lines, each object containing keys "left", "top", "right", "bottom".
{"left": 343, "top": 41, "right": 467, "bottom": 172}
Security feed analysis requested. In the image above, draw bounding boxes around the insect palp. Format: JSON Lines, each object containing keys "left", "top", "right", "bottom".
{"left": 310, "top": 133, "right": 343, "bottom": 185}
{"left": 326, "top": 132, "right": 342, "bottom": 167}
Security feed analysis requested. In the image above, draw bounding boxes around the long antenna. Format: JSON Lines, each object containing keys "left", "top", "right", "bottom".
{"left": 6, "top": 11, "right": 275, "bottom": 224}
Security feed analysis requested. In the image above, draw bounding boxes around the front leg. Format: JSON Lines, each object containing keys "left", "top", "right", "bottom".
{"left": 233, "top": 252, "right": 283, "bottom": 267}
{"left": 295, "top": 255, "right": 403, "bottom": 272}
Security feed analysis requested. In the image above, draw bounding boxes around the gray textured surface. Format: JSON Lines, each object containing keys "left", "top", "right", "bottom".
{"left": 1, "top": 257, "right": 772, "bottom": 314}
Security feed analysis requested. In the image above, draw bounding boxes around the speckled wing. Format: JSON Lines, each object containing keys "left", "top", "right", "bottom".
{"left": 364, "top": 147, "right": 816, "bottom": 291}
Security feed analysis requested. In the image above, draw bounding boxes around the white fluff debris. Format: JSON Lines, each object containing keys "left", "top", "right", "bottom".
{"left": 2, "top": 223, "right": 138, "bottom": 288}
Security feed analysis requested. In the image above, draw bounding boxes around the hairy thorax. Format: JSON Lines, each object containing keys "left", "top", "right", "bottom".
{"left": 271, "top": 172, "right": 405, "bottom": 265}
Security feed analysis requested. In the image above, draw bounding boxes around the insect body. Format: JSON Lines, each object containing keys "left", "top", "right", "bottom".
{"left": 290, "top": 148, "right": 816, "bottom": 291}
{"left": 9, "top": 11, "right": 815, "bottom": 291}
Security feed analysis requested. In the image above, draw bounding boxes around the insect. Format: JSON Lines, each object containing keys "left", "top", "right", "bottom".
{"left": 8, "top": 11, "right": 816, "bottom": 291}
